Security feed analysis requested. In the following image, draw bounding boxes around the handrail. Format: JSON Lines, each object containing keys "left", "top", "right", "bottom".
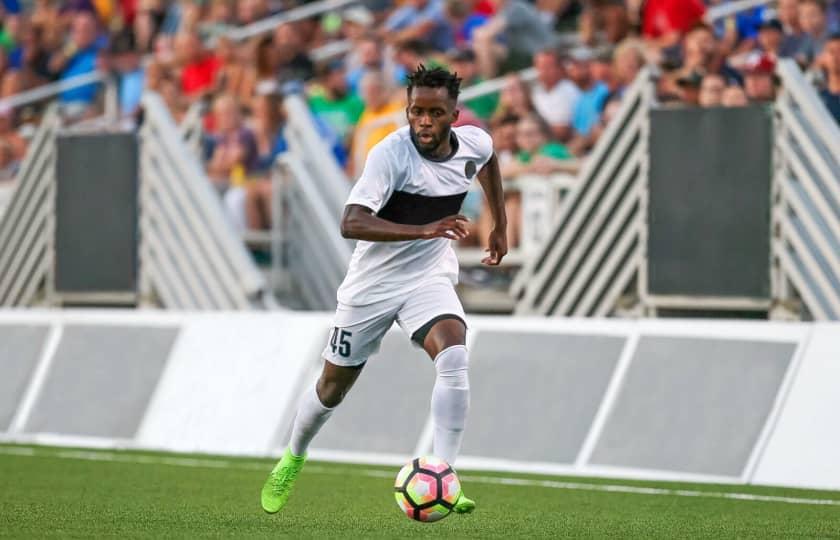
{"left": 139, "top": 91, "right": 267, "bottom": 309}
{"left": 511, "top": 67, "right": 653, "bottom": 316}
{"left": 223, "top": 0, "right": 358, "bottom": 42}
{"left": 706, "top": 0, "right": 774, "bottom": 22}
{"left": 0, "top": 71, "right": 105, "bottom": 111}
{"left": 776, "top": 60, "right": 840, "bottom": 158}
{"left": 0, "top": 104, "right": 60, "bottom": 306}
{"left": 773, "top": 58, "right": 840, "bottom": 320}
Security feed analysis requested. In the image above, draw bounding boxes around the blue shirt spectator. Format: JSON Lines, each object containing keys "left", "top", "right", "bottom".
{"left": 385, "top": 0, "right": 454, "bottom": 52}
{"left": 59, "top": 45, "right": 100, "bottom": 104}
{"left": 573, "top": 81, "right": 610, "bottom": 136}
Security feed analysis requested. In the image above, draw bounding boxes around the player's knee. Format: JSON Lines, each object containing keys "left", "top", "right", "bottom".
{"left": 316, "top": 377, "right": 349, "bottom": 408}
{"left": 434, "top": 345, "right": 469, "bottom": 389}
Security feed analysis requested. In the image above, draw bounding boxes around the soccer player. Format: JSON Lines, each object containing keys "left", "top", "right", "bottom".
{"left": 261, "top": 65, "right": 507, "bottom": 515}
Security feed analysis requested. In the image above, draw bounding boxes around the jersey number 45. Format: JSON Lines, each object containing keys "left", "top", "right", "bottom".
{"left": 330, "top": 327, "right": 352, "bottom": 358}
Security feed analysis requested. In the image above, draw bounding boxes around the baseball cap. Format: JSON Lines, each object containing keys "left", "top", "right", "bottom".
{"left": 342, "top": 6, "right": 374, "bottom": 26}
{"left": 758, "top": 18, "right": 783, "bottom": 32}
{"left": 448, "top": 47, "right": 476, "bottom": 63}
{"left": 676, "top": 70, "right": 704, "bottom": 88}
{"left": 742, "top": 53, "right": 776, "bottom": 75}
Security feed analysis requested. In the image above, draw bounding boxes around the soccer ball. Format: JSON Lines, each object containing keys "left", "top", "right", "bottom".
{"left": 393, "top": 456, "right": 461, "bottom": 522}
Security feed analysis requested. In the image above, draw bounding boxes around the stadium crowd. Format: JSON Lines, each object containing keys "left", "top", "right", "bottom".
{"left": 1, "top": 0, "right": 840, "bottom": 245}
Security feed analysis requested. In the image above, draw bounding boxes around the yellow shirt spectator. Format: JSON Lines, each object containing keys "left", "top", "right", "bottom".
{"left": 352, "top": 99, "right": 403, "bottom": 160}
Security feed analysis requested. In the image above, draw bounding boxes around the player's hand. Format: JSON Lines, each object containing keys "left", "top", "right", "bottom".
{"left": 421, "top": 214, "right": 470, "bottom": 241}
{"left": 482, "top": 227, "right": 507, "bottom": 266}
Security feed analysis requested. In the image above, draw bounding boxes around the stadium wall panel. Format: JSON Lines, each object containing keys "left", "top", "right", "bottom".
{"left": 0, "top": 324, "right": 50, "bottom": 431}
{"left": 0, "top": 311, "right": 838, "bottom": 490}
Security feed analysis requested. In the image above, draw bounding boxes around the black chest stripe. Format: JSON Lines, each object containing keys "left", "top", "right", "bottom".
{"left": 377, "top": 190, "right": 468, "bottom": 225}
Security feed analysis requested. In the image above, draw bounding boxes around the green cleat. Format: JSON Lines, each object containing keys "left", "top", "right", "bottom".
{"left": 453, "top": 492, "right": 476, "bottom": 514}
{"left": 261, "top": 448, "right": 306, "bottom": 514}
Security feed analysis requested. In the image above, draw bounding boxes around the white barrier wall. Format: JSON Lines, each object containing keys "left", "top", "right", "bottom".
{"left": 0, "top": 310, "right": 838, "bottom": 490}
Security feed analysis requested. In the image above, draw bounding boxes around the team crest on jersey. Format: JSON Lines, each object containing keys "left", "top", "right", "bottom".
{"left": 464, "top": 160, "right": 477, "bottom": 179}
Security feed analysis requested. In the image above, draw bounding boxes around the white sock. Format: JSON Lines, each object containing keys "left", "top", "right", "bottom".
{"left": 288, "top": 383, "right": 334, "bottom": 457}
{"left": 431, "top": 345, "right": 470, "bottom": 466}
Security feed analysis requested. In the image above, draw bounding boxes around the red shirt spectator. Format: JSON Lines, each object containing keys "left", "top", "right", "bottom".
{"left": 642, "top": 0, "right": 706, "bottom": 40}
{"left": 182, "top": 54, "right": 221, "bottom": 96}
{"left": 174, "top": 31, "right": 221, "bottom": 97}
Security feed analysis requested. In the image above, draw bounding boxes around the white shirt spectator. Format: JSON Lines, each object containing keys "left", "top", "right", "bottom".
{"left": 531, "top": 79, "right": 582, "bottom": 128}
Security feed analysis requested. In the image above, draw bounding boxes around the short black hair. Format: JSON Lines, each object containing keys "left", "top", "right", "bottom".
{"left": 406, "top": 64, "right": 462, "bottom": 101}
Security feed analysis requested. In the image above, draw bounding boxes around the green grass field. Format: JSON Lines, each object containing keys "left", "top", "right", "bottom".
{"left": 2, "top": 444, "right": 839, "bottom": 539}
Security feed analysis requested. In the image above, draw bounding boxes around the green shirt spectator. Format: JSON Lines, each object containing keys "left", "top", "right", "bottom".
{"left": 516, "top": 140, "right": 572, "bottom": 163}
{"left": 309, "top": 60, "right": 365, "bottom": 143}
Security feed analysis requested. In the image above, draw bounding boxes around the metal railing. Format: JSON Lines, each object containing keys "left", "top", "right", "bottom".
{"left": 138, "top": 92, "right": 268, "bottom": 309}
{"left": 0, "top": 105, "right": 60, "bottom": 307}
{"left": 706, "top": 0, "right": 775, "bottom": 22}
{"left": 270, "top": 93, "right": 352, "bottom": 309}
{"left": 511, "top": 68, "right": 654, "bottom": 316}
{"left": 222, "top": 0, "right": 358, "bottom": 42}
{"left": 772, "top": 59, "right": 840, "bottom": 319}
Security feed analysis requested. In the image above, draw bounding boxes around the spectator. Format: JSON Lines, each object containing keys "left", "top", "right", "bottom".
{"left": 202, "top": 0, "right": 235, "bottom": 39}
{"left": 698, "top": 73, "right": 725, "bottom": 107}
{"left": 346, "top": 34, "right": 396, "bottom": 93}
{"left": 481, "top": 114, "right": 575, "bottom": 249}
{"left": 578, "top": 0, "right": 630, "bottom": 46}
{"left": 8, "top": 19, "right": 52, "bottom": 88}
{"left": 444, "top": 0, "right": 490, "bottom": 47}
{"left": 567, "top": 48, "right": 609, "bottom": 153}
{"left": 721, "top": 84, "right": 748, "bottom": 106}
{"left": 236, "top": 0, "right": 268, "bottom": 26}
{"left": 213, "top": 36, "right": 250, "bottom": 103}
{"left": 174, "top": 30, "right": 220, "bottom": 100}
{"left": 741, "top": 54, "right": 777, "bottom": 102}
{"left": 247, "top": 35, "right": 279, "bottom": 93}
{"left": 776, "top": 0, "right": 815, "bottom": 65}
{"left": 642, "top": 0, "right": 706, "bottom": 48}
{"left": 342, "top": 5, "right": 375, "bottom": 46}
{"left": 224, "top": 91, "right": 287, "bottom": 232}
{"left": 489, "top": 113, "right": 519, "bottom": 164}
{"left": 158, "top": 74, "right": 187, "bottom": 122}
{"left": 206, "top": 94, "right": 257, "bottom": 191}
{"left": 392, "top": 39, "right": 438, "bottom": 85}
{"left": 250, "top": 91, "right": 287, "bottom": 173}
{"left": 49, "top": 11, "right": 102, "bottom": 116}
{"left": 274, "top": 22, "right": 314, "bottom": 82}
{"left": 530, "top": 47, "right": 580, "bottom": 141}
{"left": 819, "top": 33, "right": 840, "bottom": 123}
{"left": 448, "top": 47, "right": 499, "bottom": 121}
{"left": 350, "top": 70, "right": 402, "bottom": 171}
{"left": 492, "top": 73, "right": 535, "bottom": 122}
{"left": 308, "top": 60, "right": 364, "bottom": 149}
{"left": 676, "top": 69, "right": 703, "bottom": 105}
{"left": 501, "top": 113, "right": 575, "bottom": 178}
{"left": 383, "top": 0, "right": 454, "bottom": 52}
{"left": 473, "top": 0, "right": 557, "bottom": 77}
{"left": 0, "top": 104, "right": 25, "bottom": 162}
{"left": 800, "top": 0, "right": 833, "bottom": 59}
{"left": 107, "top": 29, "right": 144, "bottom": 121}
{"left": 611, "top": 37, "right": 645, "bottom": 98}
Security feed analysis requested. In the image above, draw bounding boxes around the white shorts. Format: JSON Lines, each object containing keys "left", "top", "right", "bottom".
{"left": 322, "top": 278, "right": 467, "bottom": 367}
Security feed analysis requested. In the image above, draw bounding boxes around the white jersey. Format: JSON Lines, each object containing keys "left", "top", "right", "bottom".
{"left": 337, "top": 124, "right": 494, "bottom": 306}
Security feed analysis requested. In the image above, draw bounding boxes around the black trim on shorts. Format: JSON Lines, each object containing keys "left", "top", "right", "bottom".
{"left": 410, "top": 314, "right": 467, "bottom": 346}
{"left": 324, "top": 358, "right": 366, "bottom": 370}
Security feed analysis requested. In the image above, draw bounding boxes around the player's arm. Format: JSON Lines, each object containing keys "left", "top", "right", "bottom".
{"left": 477, "top": 152, "right": 508, "bottom": 266}
{"left": 340, "top": 204, "right": 470, "bottom": 242}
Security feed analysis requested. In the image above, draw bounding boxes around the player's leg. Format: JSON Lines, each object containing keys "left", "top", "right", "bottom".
{"left": 398, "top": 281, "right": 476, "bottom": 513}
{"left": 416, "top": 317, "right": 469, "bottom": 467}
{"left": 261, "top": 305, "right": 395, "bottom": 514}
